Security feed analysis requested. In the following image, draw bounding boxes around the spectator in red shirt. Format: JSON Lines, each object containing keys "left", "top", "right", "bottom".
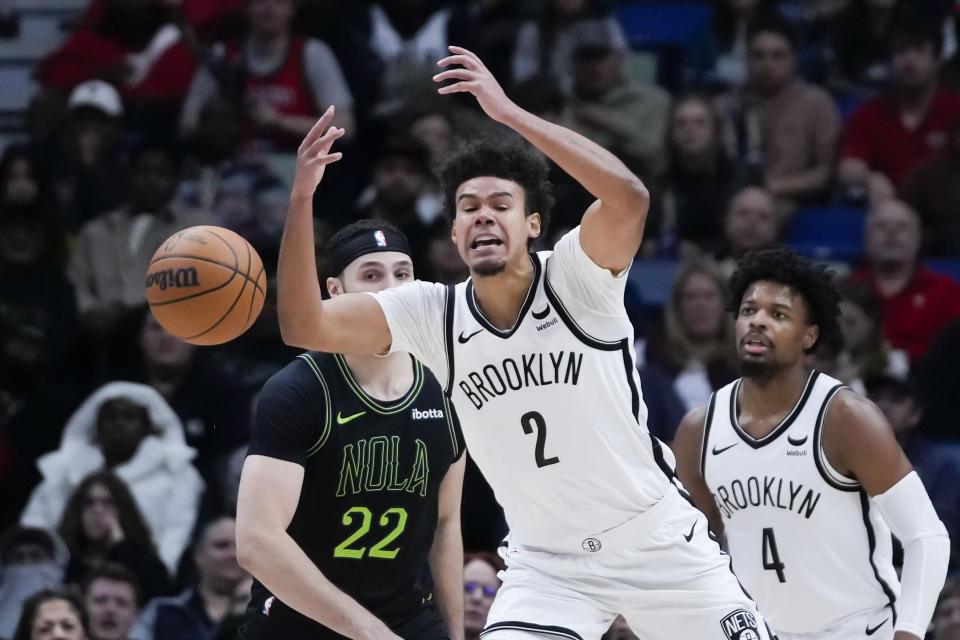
{"left": 853, "top": 198, "right": 960, "bottom": 363}
{"left": 36, "top": 0, "right": 198, "bottom": 131}
{"left": 838, "top": 13, "right": 960, "bottom": 200}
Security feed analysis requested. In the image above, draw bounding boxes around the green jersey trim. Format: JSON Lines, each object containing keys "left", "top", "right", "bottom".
{"left": 332, "top": 353, "right": 424, "bottom": 415}
{"left": 298, "top": 353, "right": 333, "bottom": 456}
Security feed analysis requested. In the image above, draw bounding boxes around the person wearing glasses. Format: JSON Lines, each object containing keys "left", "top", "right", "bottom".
{"left": 462, "top": 552, "right": 502, "bottom": 640}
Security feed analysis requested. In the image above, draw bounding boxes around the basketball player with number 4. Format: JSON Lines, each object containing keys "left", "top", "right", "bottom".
{"left": 671, "top": 247, "right": 950, "bottom": 640}
{"left": 274, "top": 45, "right": 777, "bottom": 640}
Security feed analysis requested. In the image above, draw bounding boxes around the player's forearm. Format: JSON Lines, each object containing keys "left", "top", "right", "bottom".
{"left": 277, "top": 193, "right": 325, "bottom": 348}
{"left": 237, "top": 529, "right": 394, "bottom": 639}
{"left": 498, "top": 104, "right": 649, "bottom": 218}
{"left": 429, "top": 518, "right": 465, "bottom": 640}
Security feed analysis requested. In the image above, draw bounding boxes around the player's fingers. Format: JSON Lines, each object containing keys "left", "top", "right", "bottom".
{"left": 305, "top": 126, "right": 344, "bottom": 156}
{"left": 298, "top": 106, "right": 335, "bottom": 152}
{"left": 432, "top": 69, "right": 474, "bottom": 83}
{"left": 306, "top": 151, "right": 343, "bottom": 167}
{"left": 437, "top": 81, "right": 479, "bottom": 95}
{"left": 436, "top": 54, "right": 477, "bottom": 70}
{"left": 447, "top": 45, "right": 478, "bottom": 60}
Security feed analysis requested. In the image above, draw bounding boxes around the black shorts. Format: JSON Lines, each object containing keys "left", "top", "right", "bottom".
{"left": 239, "top": 604, "right": 449, "bottom": 640}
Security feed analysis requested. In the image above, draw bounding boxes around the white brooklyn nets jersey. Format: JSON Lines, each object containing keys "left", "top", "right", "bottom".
{"left": 374, "top": 228, "right": 677, "bottom": 552}
{"left": 701, "top": 371, "right": 900, "bottom": 634}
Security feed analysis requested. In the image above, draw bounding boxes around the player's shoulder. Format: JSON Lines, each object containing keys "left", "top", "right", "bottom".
{"left": 262, "top": 352, "right": 332, "bottom": 397}
{"left": 823, "top": 387, "right": 891, "bottom": 443}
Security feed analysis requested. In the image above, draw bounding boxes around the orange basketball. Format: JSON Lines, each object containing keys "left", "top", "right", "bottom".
{"left": 145, "top": 226, "right": 267, "bottom": 345}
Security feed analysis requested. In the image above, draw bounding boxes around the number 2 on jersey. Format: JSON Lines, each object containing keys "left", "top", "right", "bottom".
{"left": 520, "top": 411, "right": 559, "bottom": 468}
{"left": 334, "top": 506, "right": 408, "bottom": 559}
{"left": 762, "top": 527, "right": 786, "bottom": 582}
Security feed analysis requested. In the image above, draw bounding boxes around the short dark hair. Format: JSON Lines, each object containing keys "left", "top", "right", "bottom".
{"left": 438, "top": 136, "right": 554, "bottom": 238}
{"left": 12, "top": 588, "right": 88, "bottom": 640}
{"left": 747, "top": 12, "right": 798, "bottom": 51}
{"left": 727, "top": 246, "right": 841, "bottom": 354}
{"left": 0, "top": 526, "right": 56, "bottom": 565}
{"left": 889, "top": 10, "right": 942, "bottom": 56}
{"left": 81, "top": 562, "right": 142, "bottom": 606}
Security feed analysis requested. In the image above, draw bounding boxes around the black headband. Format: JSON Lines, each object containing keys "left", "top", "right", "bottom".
{"left": 328, "top": 226, "right": 412, "bottom": 276}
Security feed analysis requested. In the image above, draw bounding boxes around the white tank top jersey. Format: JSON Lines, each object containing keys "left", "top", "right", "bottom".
{"left": 701, "top": 371, "right": 901, "bottom": 633}
{"left": 371, "top": 228, "right": 678, "bottom": 552}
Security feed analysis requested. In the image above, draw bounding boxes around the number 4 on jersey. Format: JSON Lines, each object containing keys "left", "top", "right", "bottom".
{"left": 762, "top": 527, "right": 786, "bottom": 583}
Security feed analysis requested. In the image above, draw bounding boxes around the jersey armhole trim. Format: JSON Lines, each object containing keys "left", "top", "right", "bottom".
{"left": 813, "top": 384, "right": 860, "bottom": 491}
{"left": 700, "top": 392, "right": 717, "bottom": 477}
{"left": 443, "top": 284, "right": 455, "bottom": 396}
{"left": 858, "top": 490, "right": 899, "bottom": 623}
{"left": 442, "top": 395, "right": 461, "bottom": 460}
{"left": 297, "top": 353, "right": 332, "bottom": 456}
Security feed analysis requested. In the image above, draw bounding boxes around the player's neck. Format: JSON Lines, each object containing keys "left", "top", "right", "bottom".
{"left": 342, "top": 351, "right": 415, "bottom": 401}
{"left": 471, "top": 254, "right": 535, "bottom": 330}
{"left": 737, "top": 366, "right": 810, "bottom": 438}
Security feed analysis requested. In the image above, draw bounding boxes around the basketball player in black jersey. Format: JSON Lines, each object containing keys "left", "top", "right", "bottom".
{"left": 671, "top": 247, "right": 949, "bottom": 640}
{"left": 235, "top": 220, "right": 466, "bottom": 640}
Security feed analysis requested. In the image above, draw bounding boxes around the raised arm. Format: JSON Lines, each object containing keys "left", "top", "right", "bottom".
{"left": 277, "top": 107, "right": 393, "bottom": 354}
{"left": 670, "top": 406, "right": 725, "bottom": 537}
{"left": 236, "top": 455, "right": 401, "bottom": 640}
{"left": 434, "top": 46, "right": 649, "bottom": 274}
{"left": 824, "top": 391, "right": 950, "bottom": 640}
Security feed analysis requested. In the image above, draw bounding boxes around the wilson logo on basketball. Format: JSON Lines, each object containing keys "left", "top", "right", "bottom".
{"left": 146, "top": 267, "right": 200, "bottom": 291}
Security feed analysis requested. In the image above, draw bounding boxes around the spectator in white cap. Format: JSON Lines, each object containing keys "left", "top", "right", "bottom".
{"left": 63, "top": 80, "right": 127, "bottom": 228}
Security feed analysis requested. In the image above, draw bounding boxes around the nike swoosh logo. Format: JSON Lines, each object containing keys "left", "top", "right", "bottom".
{"left": 712, "top": 443, "right": 738, "bottom": 455}
{"left": 531, "top": 305, "right": 550, "bottom": 320}
{"left": 683, "top": 521, "right": 696, "bottom": 542}
{"left": 336, "top": 411, "right": 366, "bottom": 425}
{"left": 787, "top": 434, "right": 808, "bottom": 446}
{"left": 865, "top": 618, "right": 888, "bottom": 635}
{"left": 458, "top": 329, "right": 483, "bottom": 344}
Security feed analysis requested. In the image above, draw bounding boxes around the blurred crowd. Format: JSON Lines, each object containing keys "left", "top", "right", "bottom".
{"left": 2, "top": 0, "right": 960, "bottom": 638}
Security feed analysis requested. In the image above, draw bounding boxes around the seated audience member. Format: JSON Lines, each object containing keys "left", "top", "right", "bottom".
{"left": 58, "top": 472, "right": 171, "bottom": 600}
{"left": 836, "top": 277, "right": 909, "bottom": 384}
{"left": 57, "top": 81, "right": 128, "bottom": 229}
{"left": 0, "top": 527, "right": 69, "bottom": 639}
{"left": 853, "top": 199, "right": 960, "bottom": 363}
{"left": 722, "top": 15, "right": 841, "bottom": 209}
{"left": 900, "top": 114, "right": 960, "bottom": 256}
{"left": 21, "top": 382, "right": 204, "bottom": 575}
{"left": 180, "top": 0, "right": 353, "bottom": 155}
{"left": 645, "top": 94, "right": 735, "bottom": 258}
{"left": 936, "top": 580, "right": 960, "bottom": 640}
{"left": 838, "top": 14, "right": 960, "bottom": 200}
{"left": 715, "top": 185, "right": 780, "bottom": 279}
{"left": 512, "top": 0, "right": 626, "bottom": 96}
{"left": 557, "top": 18, "right": 671, "bottom": 180}
{"left": 12, "top": 588, "right": 88, "bottom": 640}
{"left": 0, "top": 144, "right": 52, "bottom": 208}
{"left": 36, "top": 0, "right": 198, "bottom": 134}
{"left": 133, "top": 516, "right": 248, "bottom": 640}
{"left": 463, "top": 552, "right": 503, "bottom": 640}
{"left": 354, "top": 137, "right": 439, "bottom": 268}
{"left": 107, "top": 306, "right": 253, "bottom": 484}
{"left": 68, "top": 140, "right": 207, "bottom": 344}
{"left": 645, "top": 262, "right": 738, "bottom": 411}
{"left": 866, "top": 374, "right": 960, "bottom": 553}
{"left": 83, "top": 563, "right": 140, "bottom": 640}
{"left": 683, "top": 0, "right": 778, "bottom": 92}
{"left": 825, "top": 0, "right": 898, "bottom": 96}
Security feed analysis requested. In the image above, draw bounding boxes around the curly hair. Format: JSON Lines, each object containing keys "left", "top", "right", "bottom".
{"left": 438, "top": 136, "right": 554, "bottom": 239}
{"left": 58, "top": 470, "right": 156, "bottom": 560}
{"left": 727, "top": 246, "right": 841, "bottom": 354}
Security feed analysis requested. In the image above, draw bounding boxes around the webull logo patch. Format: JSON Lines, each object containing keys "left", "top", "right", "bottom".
{"left": 146, "top": 267, "right": 200, "bottom": 291}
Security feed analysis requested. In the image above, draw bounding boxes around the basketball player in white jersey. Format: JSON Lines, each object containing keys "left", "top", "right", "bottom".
{"left": 276, "top": 46, "right": 774, "bottom": 640}
{"left": 671, "top": 247, "right": 950, "bottom": 640}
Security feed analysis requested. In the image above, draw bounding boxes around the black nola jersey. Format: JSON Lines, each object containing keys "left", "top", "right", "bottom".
{"left": 242, "top": 352, "right": 465, "bottom": 639}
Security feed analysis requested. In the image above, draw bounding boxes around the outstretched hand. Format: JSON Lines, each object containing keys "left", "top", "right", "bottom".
{"left": 434, "top": 46, "right": 517, "bottom": 123}
{"left": 291, "top": 106, "right": 345, "bottom": 201}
